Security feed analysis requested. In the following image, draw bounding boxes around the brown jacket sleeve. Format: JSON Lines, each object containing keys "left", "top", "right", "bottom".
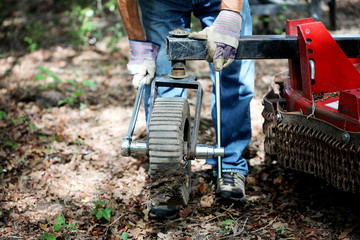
{"left": 221, "top": 0, "right": 243, "bottom": 13}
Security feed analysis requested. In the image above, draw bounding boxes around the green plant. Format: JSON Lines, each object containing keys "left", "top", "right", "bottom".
{"left": 106, "top": 23, "right": 123, "bottom": 52}
{"left": 121, "top": 232, "right": 129, "bottom": 240}
{"left": 34, "top": 66, "right": 62, "bottom": 90}
{"left": 219, "top": 219, "right": 234, "bottom": 235}
{"left": 24, "top": 23, "right": 45, "bottom": 52}
{"left": 91, "top": 199, "right": 112, "bottom": 221}
{"left": 34, "top": 67, "right": 97, "bottom": 108}
{"left": 40, "top": 232, "right": 57, "bottom": 240}
{"left": 65, "top": 5, "right": 100, "bottom": 46}
{"left": 41, "top": 183, "right": 77, "bottom": 239}
{"left": 58, "top": 77, "right": 97, "bottom": 107}
{"left": 4, "top": 140, "right": 18, "bottom": 149}
{"left": 0, "top": 111, "right": 7, "bottom": 120}
{"left": 104, "top": 0, "right": 117, "bottom": 12}
{"left": 40, "top": 216, "right": 77, "bottom": 240}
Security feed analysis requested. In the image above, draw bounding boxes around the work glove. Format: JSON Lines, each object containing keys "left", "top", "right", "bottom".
{"left": 188, "top": 10, "right": 242, "bottom": 71}
{"left": 127, "top": 39, "right": 160, "bottom": 88}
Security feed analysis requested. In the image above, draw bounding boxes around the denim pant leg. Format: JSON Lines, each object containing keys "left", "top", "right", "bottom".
{"left": 138, "top": 0, "right": 255, "bottom": 175}
{"left": 138, "top": 0, "right": 193, "bottom": 124}
{"left": 194, "top": 0, "right": 255, "bottom": 175}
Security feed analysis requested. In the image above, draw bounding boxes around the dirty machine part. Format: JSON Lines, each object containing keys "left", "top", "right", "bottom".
{"left": 262, "top": 19, "right": 360, "bottom": 194}
{"left": 121, "top": 20, "right": 360, "bottom": 206}
{"left": 148, "top": 97, "right": 191, "bottom": 205}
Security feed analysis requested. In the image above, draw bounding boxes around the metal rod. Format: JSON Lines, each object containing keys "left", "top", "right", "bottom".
{"left": 121, "top": 80, "right": 146, "bottom": 156}
{"left": 126, "top": 80, "right": 145, "bottom": 138}
{"left": 215, "top": 71, "right": 222, "bottom": 179}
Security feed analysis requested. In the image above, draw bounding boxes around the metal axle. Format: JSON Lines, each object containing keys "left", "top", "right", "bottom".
{"left": 123, "top": 140, "right": 224, "bottom": 159}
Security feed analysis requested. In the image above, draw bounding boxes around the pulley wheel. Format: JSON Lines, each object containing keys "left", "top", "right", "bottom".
{"left": 148, "top": 97, "right": 191, "bottom": 205}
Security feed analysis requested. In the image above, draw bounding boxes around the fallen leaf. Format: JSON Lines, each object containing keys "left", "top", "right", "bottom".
{"left": 8, "top": 183, "right": 15, "bottom": 190}
{"left": 179, "top": 205, "right": 192, "bottom": 218}
{"left": 273, "top": 175, "right": 283, "bottom": 185}
{"left": 339, "top": 227, "right": 354, "bottom": 239}
{"left": 200, "top": 195, "right": 214, "bottom": 208}
{"left": 5, "top": 228, "right": 14, "bottom": 233}
{"left": 275, "top": 203, "right": 297, "bottom": 211}
{"left": 199, "top": 184, "right": 206, "bottom": 193}
{"left": 39, "top": 223, "right": 49, "bottom": 231}
{"left": 246, "top": 176, "right": 256, "bottom": 185}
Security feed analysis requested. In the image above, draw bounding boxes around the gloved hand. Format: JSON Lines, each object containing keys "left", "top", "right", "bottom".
{"left": 188, "top": 10, "right": 242, "bottom": 71}
{"left": 127, "top": 40, "right": 160, "bottom": 88}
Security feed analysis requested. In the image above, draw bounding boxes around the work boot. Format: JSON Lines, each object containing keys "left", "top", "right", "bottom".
{"left": 149, "top": 205, "right": 178, "bottom": 220}
{"left": 216, "top": 172, "right": 246, "bottom": 203}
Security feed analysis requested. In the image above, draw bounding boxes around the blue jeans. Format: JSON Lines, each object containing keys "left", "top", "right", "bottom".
{"left": 138, "top": 0, "right": 255, "bottom": 175}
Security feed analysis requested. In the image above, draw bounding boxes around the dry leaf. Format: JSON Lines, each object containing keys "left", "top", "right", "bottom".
{"left": 200, "top": 195, "right": 214, "bottom": 208}
{"left": 246, "top": 176, "right": 256, "bottom": 185}
{"left": 199, "top": 184, "right": 207, "bottom": 193}
{"left": 339, "top": 227, "right": 355, "bottom": 239}
{"left": 273, "top": 175, "right": 283, "bottom": 185}
{"left": 179, "top": 205, "right": 192, "bottom": 218}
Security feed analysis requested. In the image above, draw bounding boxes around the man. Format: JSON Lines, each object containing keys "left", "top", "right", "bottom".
{"left": 117, "top": 0, "right": 255, "bottom": 218}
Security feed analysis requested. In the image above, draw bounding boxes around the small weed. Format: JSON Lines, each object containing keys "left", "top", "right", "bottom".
{"left": 91, "top": 199, "right": 112, "bottom": 221}
{"left": 40, "top": 232, "right": 57, "bottom": 240}
{"left": 275, "top": 225, "right": 286, "bottom": 232}
{"left": 106, "top": 23, "right": 123, "bottom": 52}
{"left": 34, "top": 66, "right": 62, "bottom": 90}
{"left": 65, "top": 6, "right": 100, "bottom": 46}
{"left": 40, "top": 216, "right": 77, "bottom": 240}
{"left": 41, "top": 183, "right": 77, "bottom": 239}
{"left": 4, "top": 140, "right": 18, "bottom": 149}
{"left": 219, "top": 219, "right": 234, "bottom": 235}
{"left": 0, "top": 111, "right": 7, "bottom": 120}
{"left": 121, "top": 232, "right": 129, "bottom": 240}
{"left": 24, "top": 23, "right": 45, "bottom": 52}
{"left": 34, "top": 67, "right": 97, "bottom": 108}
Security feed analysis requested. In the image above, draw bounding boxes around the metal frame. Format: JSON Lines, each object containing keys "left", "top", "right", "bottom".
{"left": 166, "top": 34, "right": 360, "bottom": 60}
{"left": 149, "top": 75, "right": 205, "bottom": 160}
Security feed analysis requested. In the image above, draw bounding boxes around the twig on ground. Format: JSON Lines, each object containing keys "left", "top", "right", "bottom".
{"left": 105, "top": 214, "right": 125, "bottom": 235}
{"left": 250, "top": 216, "right": 278, "bottom": 234}
{"left": 206, "top": 213, "right": 227, "bottom": 222}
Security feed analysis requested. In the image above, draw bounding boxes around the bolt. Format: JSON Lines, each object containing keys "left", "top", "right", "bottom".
{"left": 341, "top": 132, "right": 350, "bottom": 143}
{"left": 276, "top": 112, "right": 282, "bottom": 122}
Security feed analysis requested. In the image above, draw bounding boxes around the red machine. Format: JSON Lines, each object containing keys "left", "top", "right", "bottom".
{"left": 263, "top": 18, "right": 360, "bottom": 194}
{"left": 122, "top": 18, "right": 360, "bottom": 204}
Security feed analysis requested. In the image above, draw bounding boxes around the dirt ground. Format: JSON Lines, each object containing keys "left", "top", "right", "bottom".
{"left": 1, "top": 1, "right": 360, "bottom": 239}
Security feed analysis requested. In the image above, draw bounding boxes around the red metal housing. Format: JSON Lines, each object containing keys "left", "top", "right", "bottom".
{"left": 285, "top": 19, "right": 360, "bottom": 132}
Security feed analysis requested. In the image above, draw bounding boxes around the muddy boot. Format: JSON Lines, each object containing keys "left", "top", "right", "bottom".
{"left": 149, "top": 205, "right": 178, "bottom": 220}
{"left": 216, "top": 172, "right": 246, "bottom": 203}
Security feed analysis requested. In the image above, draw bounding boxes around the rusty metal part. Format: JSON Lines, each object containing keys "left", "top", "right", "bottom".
{"left": 169, "top": 60, "right": 188, "bottom": 78}
{"left": 169, "top": 28, "right": 190, "bottom": 38}
{"left": 263, "top": 89, "right": 360, "bottom": 194}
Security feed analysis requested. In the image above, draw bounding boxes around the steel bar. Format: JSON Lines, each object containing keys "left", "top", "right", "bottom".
{"left": 166, "top": 35, "right": 360, "bottom": 60}
{"left": 215, "top": 71, "right": 222, "bottom": 179}
{"left": 121, "top": 81, "right": 146, "bottom": 156}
